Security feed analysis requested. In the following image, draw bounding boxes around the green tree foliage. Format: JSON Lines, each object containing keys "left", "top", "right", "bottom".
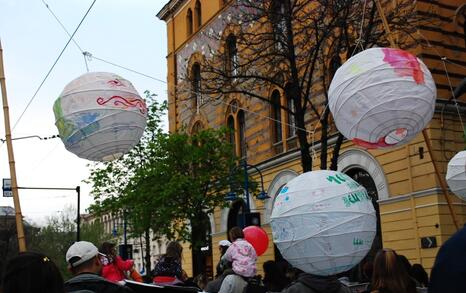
{"left": 87, "top": 91, "right": 254, "bottom": 276}
{"left": 28, "top": 205, "right": 111, "bottom": 280}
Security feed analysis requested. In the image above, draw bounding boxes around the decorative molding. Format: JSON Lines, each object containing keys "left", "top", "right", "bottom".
{"left": 377, "top": 188, "right": 443, "bottom": 205}
{"left": 337, "top": 148, "right": 390, "bottom": 200}
{"left": 264, "top": 170, "right": 299, "bottom": 224}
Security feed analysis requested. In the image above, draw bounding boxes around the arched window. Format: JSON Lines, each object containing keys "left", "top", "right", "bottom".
{"left": 271, "top": 90, "right": 282, "bottom": 143}
{"left": 195, "top": 0, "right": 202, "bottom": 29}
{"left": 186, "top": 8, "right": 193, "bottom": 36}
{"left": 191, "top": 63, "right": 202, "bottom": 109}
{"left": 192, "top": 121, "right": 203, "bottom": 134}
{"left": 238, "top": 110, "right": 246, "bottom": 158}
{"left": 226, "top": 101, "right": 247, "bottom": 158}
{"left": 226, "top": 34, "right": 238, "bottom": 77}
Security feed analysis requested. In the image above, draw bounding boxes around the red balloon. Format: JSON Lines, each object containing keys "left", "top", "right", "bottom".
{"left": 243, "top": 226, "right": 269, "bottom": 256}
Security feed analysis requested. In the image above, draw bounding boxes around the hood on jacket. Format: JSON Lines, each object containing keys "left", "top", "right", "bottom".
{"left": 297, "top": 273, "right": 342, "bottom": 293}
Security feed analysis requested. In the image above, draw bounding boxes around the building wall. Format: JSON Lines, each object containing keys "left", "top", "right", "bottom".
{"left": 159, "top": 0, "right": 466, "bottom": 275}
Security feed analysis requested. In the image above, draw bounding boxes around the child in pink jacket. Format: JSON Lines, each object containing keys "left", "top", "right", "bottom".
{"left": 99, "top": 242, "right": 134, "bottom": 283}
{"left": 223, "top": 226, "right": 257, "bottom": 278}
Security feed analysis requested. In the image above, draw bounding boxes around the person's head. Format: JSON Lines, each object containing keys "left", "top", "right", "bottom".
{"left": 2, "top": 252, "right": 64, "bottom": 293}
{"left": 397, "top": 254, "right": 412, "bottom": 273}
{"left": 99, "top": 241, "right": 116, "bottom": 257}
{"left": 410, "top": 263, "right": 428, "bottom": 287}
{"left": 372, "top": 249, "right": 414, "bottom": 293}
{"left": 229, "top": 226, "right": 244, "bottom": 242}
{"left": 218, "top": 240, "right": 231, "bottom": 255}
{"left": 66, "top": 241, "right": 103, "bottom": 275}
{"left": 165, "top": 241, "right": 183, "bottom": 261}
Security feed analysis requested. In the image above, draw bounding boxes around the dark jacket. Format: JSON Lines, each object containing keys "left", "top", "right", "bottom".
{"left": 429, "top": 226, "right": 466, "bottom": 293}
{"left": 64, "top": 273, "right": 134, "bottom": 293}
{"left": 282, "top": 273, "right": 351, "bottom": 293}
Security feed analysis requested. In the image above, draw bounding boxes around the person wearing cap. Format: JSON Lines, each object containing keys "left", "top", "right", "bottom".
{"left": 204, "top": 240, "right": 234, "bottom": 293}
{"left": 64, "top": 241, "right": 134, "bottom": 293}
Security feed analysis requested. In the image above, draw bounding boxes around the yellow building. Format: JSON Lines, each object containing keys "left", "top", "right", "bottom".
{"left": 157, "top": 0, "right": 466, "bottom": 278}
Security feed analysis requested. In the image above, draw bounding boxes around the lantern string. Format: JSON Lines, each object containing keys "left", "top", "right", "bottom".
{"left": 12, "top": 0, "right": 97, "bottom": 132}
{"left": 41, "top": 0, "right": 91, "bottom": 72}
{"left": 352, "top": 0, "right": 368, "bottom": 56}
{"left": 441, "top": 58, "right": 465, "bottom": 134}
{"left": 83, "top": 53, "right": 167, "bottom": 84}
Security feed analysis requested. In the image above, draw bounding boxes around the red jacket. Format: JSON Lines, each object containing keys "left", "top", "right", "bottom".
{"left": 102, "top": 256, "right": 134, "bottom": 283}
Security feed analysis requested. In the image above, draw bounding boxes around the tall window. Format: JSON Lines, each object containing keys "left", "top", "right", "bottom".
{"left": 238, "top": 110, "right": 246, "bottom": 158}
{"left": 191, "top": 63, "right": 202, "bottom": 109}
{"left": 287, "top": 97, "right": 296, "bottom": 138}
{"left": 271, "top": 90, "right": 282, "bottom": 143}
{"left": 226, "top": 101, "right": 246, "bottom": 158}
{"left": 195, "top": 1, "right": 202, "bottom": 29}
{"left": 187, "top": 8, "right": 193, "bottom": 36}
{"left": 227, "top": 115, "right": 236, "bottom": 153}
{"left": 226, "top": 34, "right": 238, "bottom": 77}
{"left": 271, "top": 1, "right": 287, "bottom": 50}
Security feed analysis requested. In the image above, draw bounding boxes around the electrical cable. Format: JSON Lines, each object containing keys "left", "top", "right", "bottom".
{"left": 12, "top": 0, "right": 97, "bottom": 131}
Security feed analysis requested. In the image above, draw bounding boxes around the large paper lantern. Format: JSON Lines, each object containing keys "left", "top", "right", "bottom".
{"left": 271, "top": 170, "right": 376, "bottom": 276}
{"left": 53, "top": 72, "right": 147, "bottom": 161}
{"left": 328, "top": 48, "right": 436, "bottom": 149}
{"left": 446, "top": 151, "right": 466, "bottom": 200}
{"left": 243, "top": 226, "right": 269, "bottom": 256}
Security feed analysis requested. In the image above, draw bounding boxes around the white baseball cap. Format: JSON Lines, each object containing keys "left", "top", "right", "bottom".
{"left": 219, "top": 240, "right": 231, "bottom": 247}
{"left": 66, "top": 241, "right": 101, "bottom": 268}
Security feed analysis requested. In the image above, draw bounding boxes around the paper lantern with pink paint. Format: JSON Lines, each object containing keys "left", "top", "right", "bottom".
{"left": 328, "top": 48, "right": 436, "bottom": 149}
{"left": 53, "top": 72, "right": 147, "bottom": 161}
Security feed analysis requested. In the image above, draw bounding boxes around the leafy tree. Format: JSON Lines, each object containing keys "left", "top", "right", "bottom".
{"left": 87, "top": 92, "right": 248, "bottom": 276}
{"left": 187, "top": 0, "right": 431, "bottom": 172}
{"left": 87, "top": 91, "right": 167, "bottom": 275}
{"left": 28, "top": 205, "right": 111, "bottom": 280}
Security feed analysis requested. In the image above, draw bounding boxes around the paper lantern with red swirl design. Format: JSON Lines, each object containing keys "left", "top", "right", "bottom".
{"left": 53, "top": 72, "right": 147, "bottom": 161}
{"left": 328, "top": 48, "right": 436, "bottom": 149}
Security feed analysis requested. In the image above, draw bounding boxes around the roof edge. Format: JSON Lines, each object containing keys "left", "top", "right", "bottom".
{"left": 157, "top": 0, "right": 188, "bottom": 21}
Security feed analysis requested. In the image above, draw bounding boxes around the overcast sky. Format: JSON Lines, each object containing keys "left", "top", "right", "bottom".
{"left": 0, "top": 0, "right": 168, "bottom": 225}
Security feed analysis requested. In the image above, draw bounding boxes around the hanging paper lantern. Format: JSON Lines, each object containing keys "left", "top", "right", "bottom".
{"left": 446, "top": 151, "right": 466, "bottom": 200}
{"left": 328, "top": 48, "right": 436, "bottom": 149}
{"left": 243, "top": 226, "right": 269, "bottom": 256}
{"left": 271, "top": 170, "right": 376, "bottom": 276}
{"left": 53, "top": 72, "right": 147, "bottom": 161}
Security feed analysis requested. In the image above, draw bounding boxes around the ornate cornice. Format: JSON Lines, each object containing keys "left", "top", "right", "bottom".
{"left": 156, "top": 0, "right": 188, "bottom": 21}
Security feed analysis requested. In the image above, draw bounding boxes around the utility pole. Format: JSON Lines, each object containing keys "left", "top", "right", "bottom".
{"left": 0, "top": 39, "right": 27, "bottom": 252}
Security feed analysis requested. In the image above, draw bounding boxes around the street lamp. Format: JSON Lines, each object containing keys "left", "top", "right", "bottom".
{"left": 224, "top": 159, "right": 270, "bottom": 214}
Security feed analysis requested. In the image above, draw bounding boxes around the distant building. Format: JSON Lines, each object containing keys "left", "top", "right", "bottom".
{"left": 81, "top": 211, "right": 168, "bottom": 274}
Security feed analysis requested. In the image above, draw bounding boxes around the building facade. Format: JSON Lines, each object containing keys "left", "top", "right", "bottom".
{"left": 157, "top": 0, "right": 466, "bottom": 277}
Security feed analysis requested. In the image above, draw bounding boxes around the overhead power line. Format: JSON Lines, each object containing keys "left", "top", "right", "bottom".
{"left": 12, "top": 0, "right": 97, "bottom": 131}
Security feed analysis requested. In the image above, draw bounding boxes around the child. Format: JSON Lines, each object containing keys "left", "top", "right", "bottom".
{"left": 223, "top": 226, "right": 257, "bottom": 278}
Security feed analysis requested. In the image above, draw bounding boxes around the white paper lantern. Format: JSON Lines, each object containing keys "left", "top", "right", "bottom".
{"left": 328, "top": 47, "right": 436, "bottom": 149}
{"left": 446, "top": 151, "right": 466, "bottom": 200}
{"left": 271, "top": 170, "right": 376, "bottom": 276}
{"left": 53, "top": 72, "right": 147, "bottom": 161}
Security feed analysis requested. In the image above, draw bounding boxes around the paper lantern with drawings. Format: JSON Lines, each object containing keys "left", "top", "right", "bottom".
{"left": 446, "top": 151, "right": 466, "bottom": 201}
{"left": 270, "top": 170, "right": 376, "bottom": 276}
{"left": 328, "top": 48, "right": 436, "bottom": 149}
{"left": 53, "top": 72, "right": 147, "bottom": 161}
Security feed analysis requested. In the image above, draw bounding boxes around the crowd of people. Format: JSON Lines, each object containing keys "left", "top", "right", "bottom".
{"left": 0, "top": 225, "right": 465, "bottom": 293}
